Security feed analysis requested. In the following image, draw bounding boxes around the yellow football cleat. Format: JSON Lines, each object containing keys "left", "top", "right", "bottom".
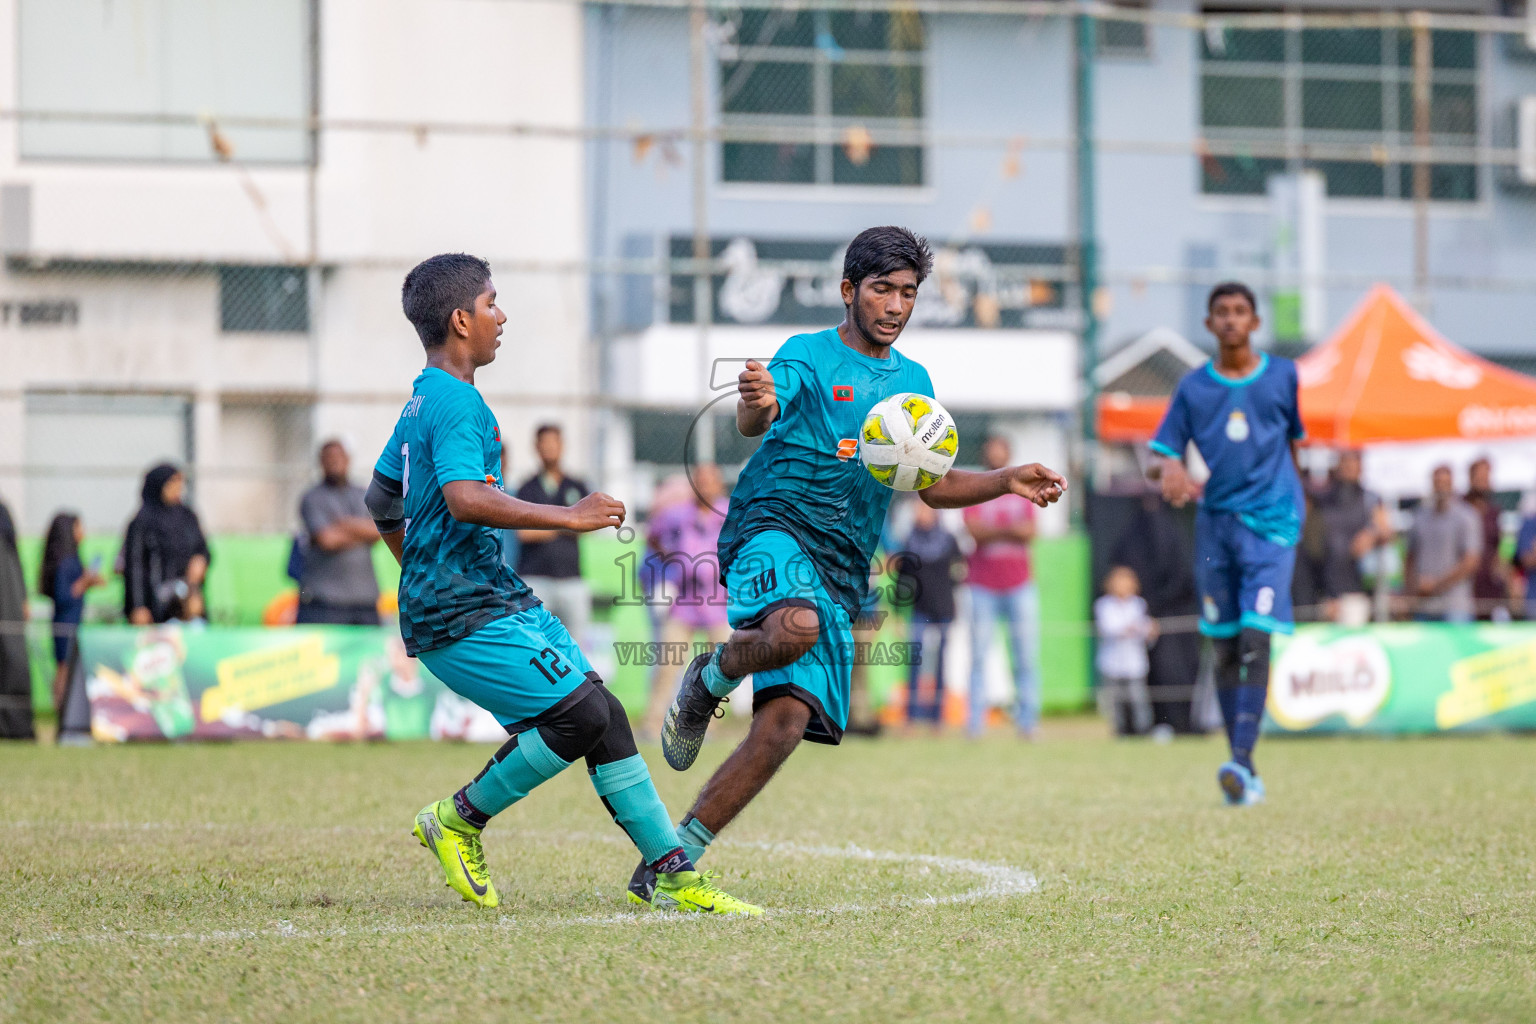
{"left": 412, "top": 800, "right": 499, "bottom": 908}
{"left": 642, "top": 869, "right": 762, "bottom": 917}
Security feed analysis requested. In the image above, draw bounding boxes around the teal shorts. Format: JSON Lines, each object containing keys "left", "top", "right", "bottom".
{"left": 416, "top": 603, "right": 597, "bottom": 732}
{"left": 724, "top": 530, "right": 853, "bottom": 745}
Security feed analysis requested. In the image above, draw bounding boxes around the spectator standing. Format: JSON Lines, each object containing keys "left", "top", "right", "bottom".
{"left": 1292, "top": 488, "right": 1327, "bottom": 622}
{"left": 1316, "top": 450, "right": 1393, "bottom": 621}
{"left": 642, "top": 464, "right": 731, "bottom": 734}
{"left": 892, "top": 501, "right": 963, "bottom": 730}
{"left": 1405, "top": 465, "right": 1482, "bottom": 623}
{"left": 1095, "top": 566, "right": 1156, "bottom": 736}
{"left": 297, "top": 440, "right": 382, "bottom": 625}
{"left": 0, "top": 495, "right": 31, "bottom": 739}
{"left": 122, "top": 463, "right": 211, "bottom": 625}
{"left": 1465, "top": 457, "right": 1509, "bottom": 621}
{"left": 514, "top": 424, "right": 592, "bottom": 644}
{"left": 39, "top": 512, "right": 105, "bottom": 711}
{"left": 1108, "top": 490, "right": 1201, "bottom": 733}
{"left": 963, "top": 435, "right": 1042, "bottom": 739}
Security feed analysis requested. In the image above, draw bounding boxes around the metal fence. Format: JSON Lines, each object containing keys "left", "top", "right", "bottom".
{"left": 3, "top": 0, "right": 1536, "bottom": 584}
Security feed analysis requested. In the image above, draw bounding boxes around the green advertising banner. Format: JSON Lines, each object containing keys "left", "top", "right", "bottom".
{"left": 79, "top": 625, "right": 506, "bottom": 743}
{"left": 1266, "top": 623, "right": 1536, "bottom": 735}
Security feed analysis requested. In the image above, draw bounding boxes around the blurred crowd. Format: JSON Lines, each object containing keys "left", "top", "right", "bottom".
{"left": 1291, "top": 451, "right": 1519, "bottom": 626}
{"left": 3, "top": 430, "right": 1533, "bottom": 743}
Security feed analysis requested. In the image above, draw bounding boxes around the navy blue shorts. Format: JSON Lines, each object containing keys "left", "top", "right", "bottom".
{"left": 1194, "top": 508, "right": 1297, "bottom": 638}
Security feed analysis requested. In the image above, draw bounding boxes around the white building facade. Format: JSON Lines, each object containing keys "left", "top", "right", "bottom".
{"left": 0, "top": 0, "right": 591, "bottom": 535}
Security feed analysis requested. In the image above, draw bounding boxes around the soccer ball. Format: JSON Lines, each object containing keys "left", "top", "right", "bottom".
{"left": 858, "top": 393, "right": 959, "bottom": 492}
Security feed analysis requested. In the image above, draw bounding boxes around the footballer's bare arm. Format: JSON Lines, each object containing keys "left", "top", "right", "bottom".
{"left": 921, "top": 464, "right": 1067, "bottom": 510}
{"left": 441, "top": 480, "right": 625, "bottom": 533}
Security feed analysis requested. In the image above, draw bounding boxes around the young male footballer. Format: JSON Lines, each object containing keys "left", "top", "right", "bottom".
{"left": 366, "top": 253, "right": 757, "bottom": 915}
{"left": 631, "top": 227, "right": 1067, "bottom": 903}
{"left": 1151, "top": 281, "right": 1304, "bottom": 806}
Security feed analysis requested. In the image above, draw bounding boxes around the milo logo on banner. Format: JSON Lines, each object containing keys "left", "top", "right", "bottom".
{"left": 1269, "top": 633, "right": 1392, "bottom": 731}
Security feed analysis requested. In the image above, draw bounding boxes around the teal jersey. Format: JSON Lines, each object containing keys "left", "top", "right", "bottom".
{"left": 718, "top": 327, "right": 935, "bottom": 620}
{"left": 375, "top": 368, "right": 537, "bottom": 655}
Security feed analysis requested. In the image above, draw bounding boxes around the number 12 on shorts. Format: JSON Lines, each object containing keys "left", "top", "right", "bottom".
{"left": 530, "top": 646, "right": 572, "bottom": 685}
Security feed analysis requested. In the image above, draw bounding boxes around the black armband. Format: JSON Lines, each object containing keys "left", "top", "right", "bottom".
{"left": 364, "top": 469, "right": 406, "bottom": 533}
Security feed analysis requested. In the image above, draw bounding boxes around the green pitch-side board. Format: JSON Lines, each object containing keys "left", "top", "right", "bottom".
{"left": 75, "top": 623, "right": 503, "bottom": 743}
{"left": 1266, "top": 622, "right": 1536, "bottom": 735}
{"left": 20, "top": 531, "right": 1092, "bottom": 717}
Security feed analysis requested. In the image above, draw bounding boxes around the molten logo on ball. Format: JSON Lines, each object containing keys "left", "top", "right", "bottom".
{"left": 858, "top": 392, "right": 959, "bottom": 492}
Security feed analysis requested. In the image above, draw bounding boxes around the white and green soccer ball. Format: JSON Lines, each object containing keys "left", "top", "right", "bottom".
{"left": 858, "top": 392, "right": 959, "bottom": 492}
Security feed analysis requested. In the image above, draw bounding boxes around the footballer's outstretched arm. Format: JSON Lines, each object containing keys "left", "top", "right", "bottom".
{"left": 920, "top": 463, "right": 1066, "bottom": 510}
{"left": 441, "top": 480, "right": 625, "bottom": 533}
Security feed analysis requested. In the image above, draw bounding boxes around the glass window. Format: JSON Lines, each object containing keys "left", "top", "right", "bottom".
{"left": 1202, "top": 156, "right": 1287, "bottom": 195}
{"left": 1202, "top": 28, "right": 1285, "bottom": 63}
{"left": 722, "top": 143, "right": 815, "bottom": 184}
{"left": 1302, "top": 80, "right": 1384, "bottom": 132}
{"left": 1098, "top": 19, "right": 1150, "bottom": 56}
{"left": 1202, "top": 76, "right": 1284, "bottom": 128}
{"left": 1399, "top": 163, "right": 1479, "bottom": 202}
{"left": 18, "top": 0, "right": 312, "bottom": 164}
{"left": 719, "top": 7, "right": 925, "bottom": 187}
{"left": 1313, "top": 161, "right": 1387, "bottom": 199}
{"left": 1096, "top": 1, "right": 1151, "bottom": 57}
{"left": 220, "top": 267, "right": 309, "bottom": 333}
{"left": 831, "top": 65, "right": 923, "bottom": 119}
{"left": 720, "top": 62, "right": 813, "bottom": 116}
{"left": 831, "top": 11, "right": 923, "bottom": 51}
{"left": 1301, "top": 28, "right": 1380, "bottom": 66}
{"left": 1200, "top": 25, "right": 1478, "bottom": 202}
{"left": 834, "top": 145, "right": 923, "bottom": 186}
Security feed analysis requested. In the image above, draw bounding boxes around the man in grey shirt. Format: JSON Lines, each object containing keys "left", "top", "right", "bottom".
{"left": 1405, "top": 464, "right": 1482, "bottom": 623}
{"left": 297, "top": 440, "right": 381, "bottom": 625}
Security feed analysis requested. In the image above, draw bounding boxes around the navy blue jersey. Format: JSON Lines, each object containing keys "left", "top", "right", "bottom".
{"left": 718, "top": 327, "right": 935, "bottom": 620}
{"left": 1152, "top": 354, "right": 1305, "bottom": 545}
{"left": 375, "top": 368, "right": 537, "bottom": 655}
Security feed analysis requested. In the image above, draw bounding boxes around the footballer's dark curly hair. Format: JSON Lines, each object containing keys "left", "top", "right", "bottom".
{"left": 842, "top": 226, "right": 934, "bottom": 289}
{"left": 401, "top": 253, "right": 492, "bottom": 349}
{"left": 1207, "top": 281, "right": 1257, "bottom": 314}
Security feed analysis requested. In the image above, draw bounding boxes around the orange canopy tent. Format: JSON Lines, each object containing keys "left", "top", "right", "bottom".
{"left": 1097, "top": 285, "right": 1536, "bottom": 446}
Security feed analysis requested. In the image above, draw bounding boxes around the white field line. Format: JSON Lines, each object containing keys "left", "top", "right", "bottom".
{"left": 13, "top": 824, "right": 1038, "bottom": 949}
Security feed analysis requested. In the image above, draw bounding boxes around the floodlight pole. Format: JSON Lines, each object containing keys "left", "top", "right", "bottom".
{"left": 1075, "top": 5, "right": 1101, "bottom": 495}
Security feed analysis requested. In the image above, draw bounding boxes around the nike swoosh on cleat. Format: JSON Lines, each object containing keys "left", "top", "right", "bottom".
{"left": 456, "top": 849, "right": 488, "bottom": 897}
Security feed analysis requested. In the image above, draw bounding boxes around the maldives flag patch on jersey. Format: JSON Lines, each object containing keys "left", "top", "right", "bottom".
{"left": 832, "top": 385, "right": 854, "bottom": 402}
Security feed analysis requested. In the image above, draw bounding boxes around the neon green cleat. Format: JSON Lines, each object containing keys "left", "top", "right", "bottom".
{"left": 635, "top": 869, "right": 761, "bottom": 917}
{"left": 412, "top": 800, "right": 499, "bottom": 908}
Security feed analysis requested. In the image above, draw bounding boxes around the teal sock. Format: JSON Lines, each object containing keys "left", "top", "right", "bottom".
{"left": 677, "top": 815, "right": 715, "bottom": 866}
{"left": 589, "top": 754, "right": 689, "bottom": 866}
{"left": 703, "top": 645, "right": 741, "bottom": 699}
{"left": 461, "top": 728, "right": 572, "bottom": 821}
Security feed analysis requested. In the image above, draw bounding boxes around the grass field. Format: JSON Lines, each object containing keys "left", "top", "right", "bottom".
{"left": 5, "top": 723, "right": 1534, "bottom": 1023}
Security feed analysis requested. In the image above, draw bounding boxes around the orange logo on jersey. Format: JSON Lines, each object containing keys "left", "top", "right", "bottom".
{"left": 835, "top": 438, "right": 858, "bottom": 462}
